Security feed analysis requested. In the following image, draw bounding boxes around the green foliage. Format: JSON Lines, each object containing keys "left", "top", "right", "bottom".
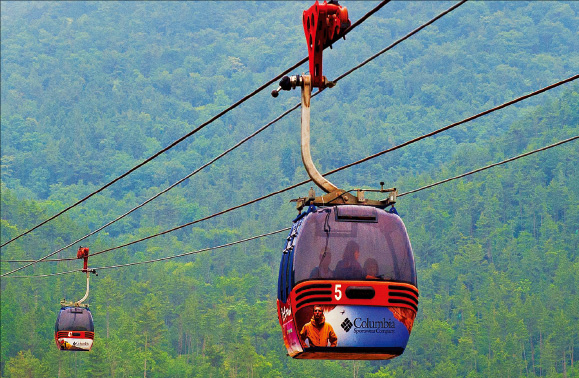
{"left": 4, "top": 350, "right": 46, "bottom": 378}
{"left": 2, "top": 1, "right": 579, "bottom": 377}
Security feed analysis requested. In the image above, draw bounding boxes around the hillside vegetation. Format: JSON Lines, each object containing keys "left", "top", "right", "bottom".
{"left": 1, "top": 1, "right": 578, "bottom": 377}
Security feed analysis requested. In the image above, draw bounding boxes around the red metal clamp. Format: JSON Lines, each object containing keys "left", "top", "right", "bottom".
{"left": 77, "top": 246, "right": 89, "bottom": 273}
{"left": 302, "top": 1, "right": 350, "bottom": 88}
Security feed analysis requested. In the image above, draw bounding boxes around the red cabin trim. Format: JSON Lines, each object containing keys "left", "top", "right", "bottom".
{"left": 291, "top": 280, "right": 419, "bottom": 313}
{"left": 55, "top": 331, "right": 94, "bottom": 340}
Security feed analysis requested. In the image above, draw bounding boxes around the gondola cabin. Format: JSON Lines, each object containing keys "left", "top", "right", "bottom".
{"left": 55, "top": 306, "right": 94, "bottom": 351}
{"left": 277, "top": 205, "right": 418, "bottom": 360}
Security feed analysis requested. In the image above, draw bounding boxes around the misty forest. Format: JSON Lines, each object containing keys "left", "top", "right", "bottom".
{"left": 1, "top": 1, "right": 578, "bottom": 377}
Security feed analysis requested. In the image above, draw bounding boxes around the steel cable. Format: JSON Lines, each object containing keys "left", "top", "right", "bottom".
{"left": 5, "top": 0, "right": 467, "bottom": 272}
{"left": 0, "top": 0, "right": 392, "bottom": 249}
{"left": 7, "top": 133, "right": 579, "bottom": 276}
{"left": 5, "top": 73, "right": 574, "bottom": 273}
{"left": 7, "top": 228, "right": 291, "bottom": 277}
{"left": 398, "top": 135, "right": 579, "bottom": 197}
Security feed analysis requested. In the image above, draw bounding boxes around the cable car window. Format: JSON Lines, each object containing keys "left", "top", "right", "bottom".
{"left": 56, "top": 307, "right": 94, "bottom": 332}
{"left": 293, "top": 206, "right": 416, "bottom": 285}
{"left": 278, "top": 253, "right": 286, "bottom": 300}
{"left": 285, "top": 249, "right": 291, "bottom": 299}
{"left": 335, "top": 206, "right": 377, "bottom": 222}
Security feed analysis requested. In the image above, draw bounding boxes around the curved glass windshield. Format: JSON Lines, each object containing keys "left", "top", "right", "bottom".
{"left": 293, "top": 206, "right": 416, "bottom": 286}
{"left": 55, "top": 307, "right": 94, "bottom": 332}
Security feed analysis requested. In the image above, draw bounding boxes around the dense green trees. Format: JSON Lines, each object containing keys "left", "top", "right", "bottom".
{"left": 2, "top": 1, "right": 578, "bottom": 376}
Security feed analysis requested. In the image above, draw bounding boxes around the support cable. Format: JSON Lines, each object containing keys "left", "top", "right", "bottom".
{"left": 6, "top": 134, "right": 579, "bottom": 276}
{"left": 398, "top": 135, "right": 579, "bottom": 197}
{"left": 84, "top": 75, "right": 579, "bottom": 258}
{"left": 321, "top": 75, "right": 578, "bottom": 178}
{"left": 4, "top": 74, "right": 574, "bottom": 273}
{"left": 2, "top": 75, "right": 575, "bottom": 273}
{"left": 2, "top": 0, "right": 456, "bottom": 270}
{"left": 0, "top": 0, "right": 391, "bottom": 249}
{"left": 332, "top": 0, "right": 467, "bottom": 85}
{"left": 3, "top": 105, "right": 301, "bottom": 264}
{"left": 7, "top": 228, "right": 291, "bottom": 277}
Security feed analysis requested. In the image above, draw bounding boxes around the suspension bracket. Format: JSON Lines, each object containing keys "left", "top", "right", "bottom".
{"left": 303, "top": 0, "right": 350, "bottom": 88}
{"left": 292, "top": 185, "right": 398, "bottom": 212}
{"left": 77, "top": 246, "right": 89, "bottom": 272}
{"left": 60, "top": 299, "right": 89, "bottom": 308}
{"left": 271, "top": 0, "right": 350, "bottom": 98}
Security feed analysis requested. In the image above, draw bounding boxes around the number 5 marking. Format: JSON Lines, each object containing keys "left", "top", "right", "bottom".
{"left": 334, "top": 284, "right": 342, "bottom": 301}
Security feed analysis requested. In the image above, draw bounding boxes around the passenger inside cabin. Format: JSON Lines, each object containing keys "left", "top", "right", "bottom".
{"left": 364, "top": 258, "right": 380, "bottom": 279}
{"left": 334, "top": 241, "right": 365, "bottom": 279}
{"left": 310, "top": 250, "right": 334, "bottom": 279}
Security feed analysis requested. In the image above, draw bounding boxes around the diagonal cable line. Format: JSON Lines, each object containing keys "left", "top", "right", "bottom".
{"left": 0, "top": 73, "right": 295, "bottom": 249}
{"left": 332, "top": 0, "right": 467, "bottom": 84}
{"left": 322, "top": 75, "right": 578, "bottom": 177}
{"left": 48, "top": 76, "right": 579, "bottom": 262}
{"left": 2, "top": 104, "right": 302, "bottom": 264}
{"left": 6, "top": 134, "right": 579, "bottom": 276}
{"left": 85, "top": 75, "right": 579, "bottom": 254}
{"left": 7, "top": 228, "right": 291, "bottom": 278}
{"left": 3, "top": 68, "right": 574, "bottom": 273}
{"left": 398, "top": 135, "right": 579, "bottom": 197}
{"left": 2, "top": 73, "right": 575, "bottom": 276}
{"left": 0, "top": 0, "right": 392, "bottom": 249}
{"left": 2, "top": 0, "right": 460, "bottom": 270}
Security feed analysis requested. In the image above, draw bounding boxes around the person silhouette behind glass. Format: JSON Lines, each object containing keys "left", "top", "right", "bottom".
{"left": 334, "top": 241, "right": 365, "bottom": 279}
{"left": 364, "top": 258, "right": 381, "bottom": 279}
{"left": 310, "top": 249, "right": 334, "bottom": 279}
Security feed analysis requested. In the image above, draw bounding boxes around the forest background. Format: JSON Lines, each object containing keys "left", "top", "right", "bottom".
{"left": 1, "top": 1, "right": 578, "bottom": 377}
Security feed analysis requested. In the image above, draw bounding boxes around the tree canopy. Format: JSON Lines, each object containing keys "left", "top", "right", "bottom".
{"left": 1, "top": 1, "right": 578, "bottom": 377}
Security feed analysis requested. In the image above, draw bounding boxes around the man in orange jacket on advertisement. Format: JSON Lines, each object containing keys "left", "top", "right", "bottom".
{"left": 300, "top": 305, "right": 338, "bottom": 347}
